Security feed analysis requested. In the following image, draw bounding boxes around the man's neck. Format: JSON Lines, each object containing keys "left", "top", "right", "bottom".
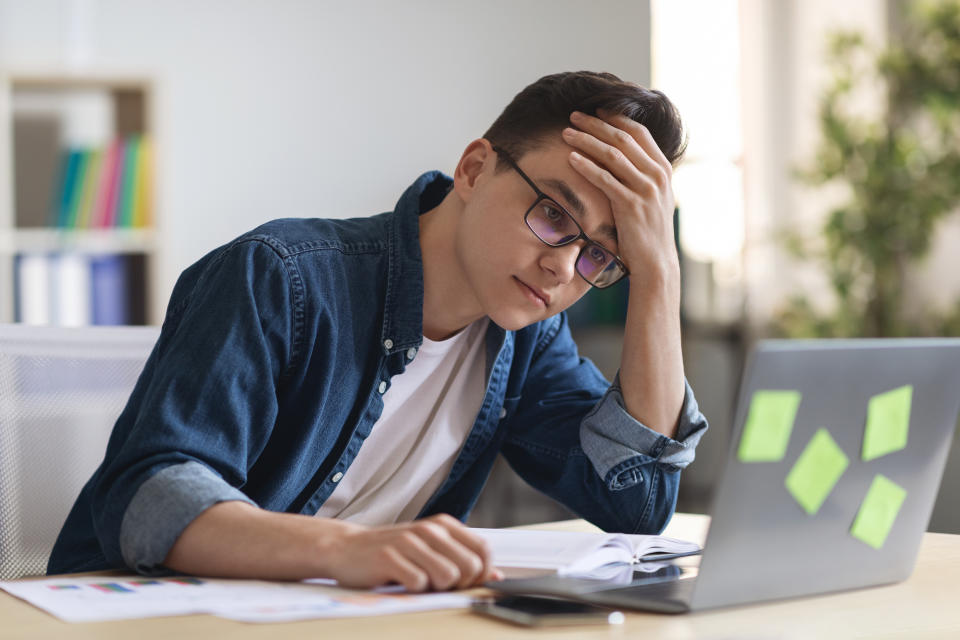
{"left": 418, "top": 191, "right": 486, "bottom": 341}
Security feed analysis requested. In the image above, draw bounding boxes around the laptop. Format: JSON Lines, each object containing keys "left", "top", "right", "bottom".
{"left": 490, "top": 338, "right": 960, "bottom": 612}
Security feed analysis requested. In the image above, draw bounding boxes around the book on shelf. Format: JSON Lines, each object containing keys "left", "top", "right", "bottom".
{"left": 54, "top": 253, "right": 92, "bottom": 327}
{"left": 472, "top": 527, "right": 701, "bottom": 577}
{"left": 12, "top": 254, "right": 51, "bottom": 326}
{"left": 13, "top": 252, "right": 146, "bottom": 327}
{"left": 47, "top": 136, "right": 152, "bottom": 230}
{"left": 90, "top": 254, "right": 127, "bottom": 325}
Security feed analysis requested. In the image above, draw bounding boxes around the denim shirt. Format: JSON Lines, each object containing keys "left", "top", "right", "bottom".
{"left": 48, "top": 171, "right": 709, "bottom": 576}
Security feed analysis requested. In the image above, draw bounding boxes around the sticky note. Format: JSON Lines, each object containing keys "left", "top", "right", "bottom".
{"left": 738, "top": 390, "right": 802, "bottom": 462}
{"left": 851, "top": 474, "right": 907, "bottom": 549}
{"left": 785, "top": 428, "right": 850, "bottom": 515}
{"left": 862, "top": 385, "right": 912, "bottom": 461}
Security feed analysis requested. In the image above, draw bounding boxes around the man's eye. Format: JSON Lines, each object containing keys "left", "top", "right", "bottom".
{"left": 542, "top": 205, "right": 564, "bottom": 222}
{"left": 587, "top": 246, "right": 608, "bottom": 265}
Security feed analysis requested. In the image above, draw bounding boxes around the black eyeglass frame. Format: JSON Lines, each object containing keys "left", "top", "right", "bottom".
{"left": 492, "top": 146, "right": 629, "bottom": 289}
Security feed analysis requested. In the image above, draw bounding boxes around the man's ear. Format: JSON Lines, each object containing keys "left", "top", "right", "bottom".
{"left": 453, "top": 139, "right": 495, "bottom": 203}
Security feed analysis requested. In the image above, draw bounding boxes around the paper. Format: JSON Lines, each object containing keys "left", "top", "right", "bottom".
{"left": 0, "top": 575, "right": 470, "bottom": 623}
{"left": 862, "top": 385, "right": 912, "bottom": 461}
{"left": 470, "top": 527, "right": 700, "bottom": 575}
{"left": 851, "top": 474, "right": 907, "bottom": 549}
{"left": 785, "top": 428, "right": 850, "bottom": 515}
{"left": 738, "top": 390, "right": 802, "bottom": 462}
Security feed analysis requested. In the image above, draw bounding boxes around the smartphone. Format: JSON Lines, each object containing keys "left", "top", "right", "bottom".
{"left": 471, "top": 595, "right": 625, "bottom": 627}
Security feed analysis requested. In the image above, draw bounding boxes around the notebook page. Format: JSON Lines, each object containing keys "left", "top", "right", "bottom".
{"left": 471, "top": 528, "right": 632, "bottom": 570}
{"left": 623, "top": 533, "right": 701, "bottom": 560}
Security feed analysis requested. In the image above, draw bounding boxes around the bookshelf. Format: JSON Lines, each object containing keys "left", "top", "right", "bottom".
{"left": 0, "top": 73, "right": 160, "bottom": 326}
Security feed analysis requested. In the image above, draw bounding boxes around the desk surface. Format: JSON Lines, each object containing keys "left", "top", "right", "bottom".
{"left": 3, "top": 514, "right": 958, "bottom": 639}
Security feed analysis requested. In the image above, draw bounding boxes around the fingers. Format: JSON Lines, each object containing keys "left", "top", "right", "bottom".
{"left": 379, "top": 545, "right": 430, "bottom": 592}
{"left": 583, "top": 109, "right": 674, "bottom": 175}
{"left": 407, "top": 515, "right": 500, "bottom": 589}
{"left": 567, "top": 148, "right": 641, "bottom": 208}
{"left": 425, "top": 514, "right": 499, "bottom": 587}
{"left": 395, "top": 515, "right": 498, "bottom": 590}
{"left": 565, "top": 111, "right": 671, "bottom": 195}
{"left": 340, "top": 516, "right": 496, "bottom": 593}
{"left": 393, "top": 528, "right": 467, "bottom": 591}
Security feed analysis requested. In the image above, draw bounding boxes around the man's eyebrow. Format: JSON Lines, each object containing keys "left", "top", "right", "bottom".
{"left": 541, "top": 178, "right": 619, "bottom": 248}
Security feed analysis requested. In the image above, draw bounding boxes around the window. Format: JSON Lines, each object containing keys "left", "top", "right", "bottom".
{"left": 652, "top": 0, "right": 744, "bottom": 322}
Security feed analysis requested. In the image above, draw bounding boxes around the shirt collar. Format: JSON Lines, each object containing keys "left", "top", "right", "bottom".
{"left": 380, "top": 171, "right": 452, "bottom": 355}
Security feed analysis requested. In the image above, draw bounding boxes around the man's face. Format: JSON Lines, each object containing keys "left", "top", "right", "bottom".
{"left": 454, "top": 137, "right": 620, "bottom": 331}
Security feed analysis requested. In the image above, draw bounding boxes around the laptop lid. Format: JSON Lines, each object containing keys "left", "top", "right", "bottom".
{"left": 690, "top": 338, "right": 960, "bottom": 610}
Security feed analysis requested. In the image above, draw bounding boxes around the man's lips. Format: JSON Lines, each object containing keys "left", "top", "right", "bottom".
{"left": 514, "top": 277, "right": 550, "bottom": 307}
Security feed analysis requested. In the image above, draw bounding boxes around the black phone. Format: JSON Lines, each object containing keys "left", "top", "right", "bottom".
{"left": 470, "top": 595, "right": 625, "bottom": 627}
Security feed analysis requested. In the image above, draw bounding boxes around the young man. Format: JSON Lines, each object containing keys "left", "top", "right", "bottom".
{"left": 49, "top": 71, "right": 708, "bottom": 592}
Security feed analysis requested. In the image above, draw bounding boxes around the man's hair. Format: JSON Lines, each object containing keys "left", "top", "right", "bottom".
{"left": 483, "top": 71, "right": 686, "bottom": 170}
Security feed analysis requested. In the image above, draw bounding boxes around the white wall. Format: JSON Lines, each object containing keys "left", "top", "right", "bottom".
{"left": 0, "top": 0, "right": 651, "bottom": 313}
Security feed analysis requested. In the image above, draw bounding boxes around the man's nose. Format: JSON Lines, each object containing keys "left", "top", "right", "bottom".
{"left": 540, "top": 243, "right": 580, "bottom": 284}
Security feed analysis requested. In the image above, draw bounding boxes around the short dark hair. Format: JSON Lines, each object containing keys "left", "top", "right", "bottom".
{"left": 483, "top": 71, "right": 686, "bottom": 170}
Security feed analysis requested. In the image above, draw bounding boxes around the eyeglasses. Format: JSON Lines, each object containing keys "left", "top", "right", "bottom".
{"left": 492, "top": 146, "right": 629, "bottom": 288}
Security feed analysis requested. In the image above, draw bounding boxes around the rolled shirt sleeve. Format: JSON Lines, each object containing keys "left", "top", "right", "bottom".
{"left": 119, "top": 461, "right": 257, "bottom": 574}
{"left": 580, "top": 374, "right": 709, "bottom": 491}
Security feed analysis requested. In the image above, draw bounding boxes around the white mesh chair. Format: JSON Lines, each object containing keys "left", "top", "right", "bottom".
{"left": 0, "top": 323, "right": 158, "bottom": 580}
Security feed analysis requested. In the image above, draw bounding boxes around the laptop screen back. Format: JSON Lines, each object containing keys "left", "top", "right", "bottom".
{"left": 691, "top": 339, "right": 960, "bottom": 610}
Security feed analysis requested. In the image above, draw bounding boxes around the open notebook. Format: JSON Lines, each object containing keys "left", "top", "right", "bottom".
{"left": 472, "top": 528, "right": 700, "bottom": 577}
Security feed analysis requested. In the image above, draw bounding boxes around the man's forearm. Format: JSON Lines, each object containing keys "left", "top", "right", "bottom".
{"left": 163, "top": 501, "right": 499, "bottom": 591}
{"left": 164, "top": 501, "right": 355, "bottom": 580}
{"left": 618, "top": 265, "right": 685, "bottom": 438}
{"left": 560, "top": 110, "right": 686, "bottom": 437}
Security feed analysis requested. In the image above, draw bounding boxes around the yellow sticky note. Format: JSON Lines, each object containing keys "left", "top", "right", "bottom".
{"left": 862, "top": 385, "right": 912, "bottom": 461}
{"left": 851, "top": 474, "right": 907, "bottom": 549}
{"left": 738, "top": 390, "right": 802, "bottom": 462}
{"left": 785, "top": 428, "right": 850, "bottom": 515}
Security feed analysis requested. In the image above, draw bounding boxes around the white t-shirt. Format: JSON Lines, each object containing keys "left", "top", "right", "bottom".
{"left": 314, "top": 318, "right": 489, "bottom": 525}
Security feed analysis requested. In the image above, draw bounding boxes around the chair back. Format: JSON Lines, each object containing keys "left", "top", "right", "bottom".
{"left": 0, "top": 323, "right": 158, "bottom": 579}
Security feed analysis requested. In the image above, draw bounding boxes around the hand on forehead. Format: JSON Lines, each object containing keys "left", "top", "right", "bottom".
{"left": 567, "top": 110, "right": 673, "bottom": 174}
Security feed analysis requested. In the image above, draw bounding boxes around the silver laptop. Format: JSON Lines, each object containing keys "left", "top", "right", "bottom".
{"left": 491, "top": 339, "right": 960, "bottom": 612}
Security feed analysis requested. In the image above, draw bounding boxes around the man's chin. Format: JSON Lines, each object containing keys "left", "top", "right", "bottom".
{"left": 488, "top": 309, "right": 553, "bottom": 332}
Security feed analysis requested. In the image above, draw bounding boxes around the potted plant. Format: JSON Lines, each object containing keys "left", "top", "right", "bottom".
{"left": 777, "top": 1, "right": 960, "bottom": 338}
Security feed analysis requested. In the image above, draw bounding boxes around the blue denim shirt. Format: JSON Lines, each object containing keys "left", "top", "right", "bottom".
{"left": 48, "top": 171, "right": 708, "bottom": 576}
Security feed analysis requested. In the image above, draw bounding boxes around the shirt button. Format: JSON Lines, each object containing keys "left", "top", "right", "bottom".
{"left": 406, "top": 347, "right": 417, "bottom": 360}
{"left": 499, "top": 407, "right": 507, "bottom": 419}
{"left": 331, "top": 471, "right": 343, "bottom": 483}
{"left": 383, "top": 338, "right": 394, "bottom": 350}
{"left": 378, "top": 380, "right": 387, "bottom": 394}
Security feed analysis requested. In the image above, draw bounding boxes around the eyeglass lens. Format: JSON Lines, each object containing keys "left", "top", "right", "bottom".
{"left": 526, "top": 200, "right": 625, "bottom": 287}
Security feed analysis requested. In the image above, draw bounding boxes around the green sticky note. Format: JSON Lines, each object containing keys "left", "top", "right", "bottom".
{"left": 851, "top": 474, "right": 907, "bottom": 549}
{"left": 862, "top": 385, "right": 912, "bottom": 461}
{"left": 738, "top": 390, "right": 802, "bottom": 462}
{"left": 785, "top": 428, "right": 850, "bottom": 515}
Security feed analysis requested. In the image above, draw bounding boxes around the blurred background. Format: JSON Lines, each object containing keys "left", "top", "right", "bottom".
{"left": 1, "top": 0, "right": 958, "bottom": 531}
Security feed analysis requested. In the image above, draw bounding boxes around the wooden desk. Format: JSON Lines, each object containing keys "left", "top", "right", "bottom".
{"left": 3, "top": 514, "right": 958, "bottom": 639}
